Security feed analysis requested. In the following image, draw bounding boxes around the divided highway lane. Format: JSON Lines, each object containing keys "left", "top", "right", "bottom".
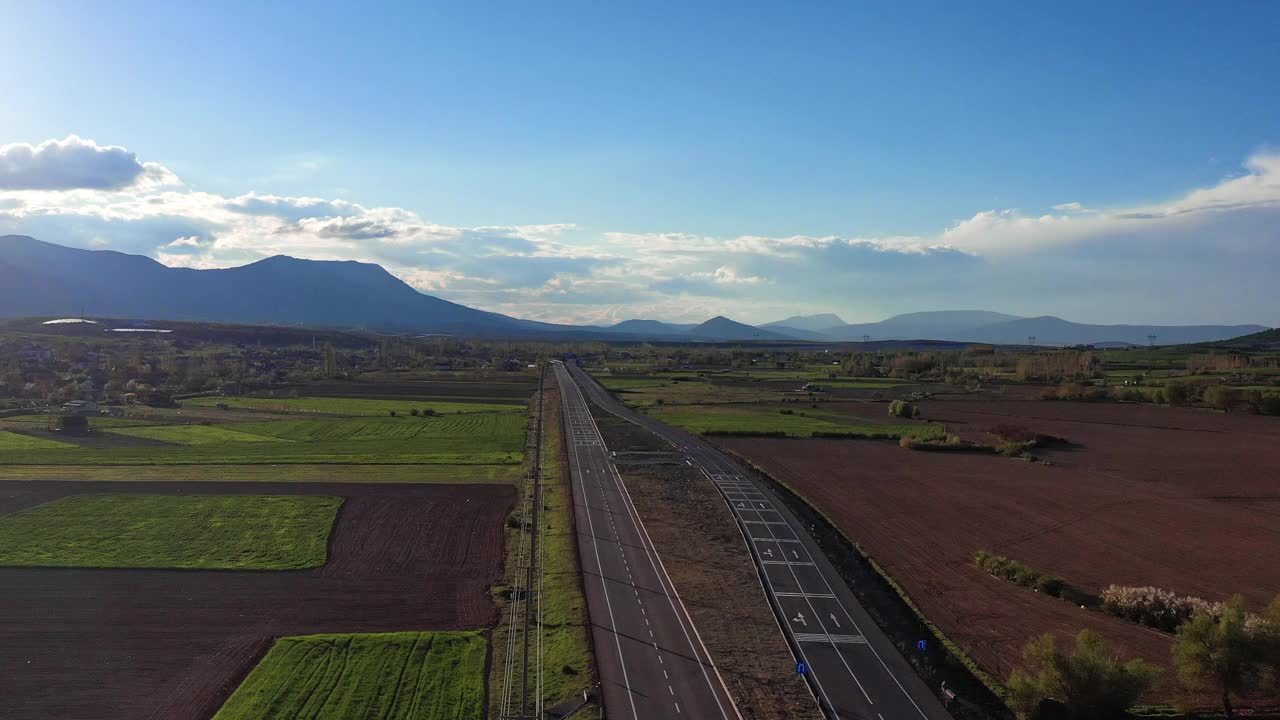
{"left": 552, "top": 361, "right": 739, "bottom": 720}
{"left": 566, "top": 363, "right": 954, "bottom": 720}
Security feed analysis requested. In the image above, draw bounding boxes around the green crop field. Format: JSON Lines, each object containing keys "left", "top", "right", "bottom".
{"left": 106, "top": 424, "right": 284, "bottom": 445}
{"left": 648, "top": 404, "right": 946, "bottom": 440}
{"left": 185, "top": 395, "right": 523, "bottom": 416}
{"left": 597, "top": 377, "right": 672, "bottom": 390}
{"left": 213, "top": 632, "right": 486, "bottom": 720}
{"left": 0, "top": 494, "right": 341, "bottom": 569}
{"left": 0, "top": 412, "right": 526, "bottom": 466}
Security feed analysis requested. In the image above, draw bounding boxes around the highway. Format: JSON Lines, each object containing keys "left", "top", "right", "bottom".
{"left": 552, "top": 361, "right": 740, "bottom": 720}
{"left": 563, "top": 362, "right": 954, "bottom": 720}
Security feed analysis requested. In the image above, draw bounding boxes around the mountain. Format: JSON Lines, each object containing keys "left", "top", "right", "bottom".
{"left": 962, "top": 316, "right": 1270, "bottom": 346}
{"left": 688, "top": 316, "right": 796, "bottom": 341}
{"left": 0, "top": 235, "right": 547, "bottom": 335}
{"left": 762, "top": 313, "right": 846, "bottom": 332}
{"left": 606, "top": 319, "right": 697, "bottom": 336}
{"left": 821, "top": 310, "right": 1024, "bottom": 341}
{"left": 816, "top": 310, "right": 1264, "bottom": 345}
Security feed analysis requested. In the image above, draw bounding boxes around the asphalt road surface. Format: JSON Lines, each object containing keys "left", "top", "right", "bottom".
{"left": 564, "top": 362, "right": 954, "bottom": 720}
{"left": 552, "top": 361, "right": 740, "bottom": 720}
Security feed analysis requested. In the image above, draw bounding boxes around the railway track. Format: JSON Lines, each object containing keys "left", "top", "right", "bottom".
{"left": 499, "top": 363, "right": 546, "bottom": 720}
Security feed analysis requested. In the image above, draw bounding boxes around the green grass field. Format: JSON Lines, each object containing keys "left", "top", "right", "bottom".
{"left": 105, "top": 424, "right": 284, "bottom": 445}
{"left": 648, "top": 404, "right": 946, "bottom": 440}
{"left": 213, "top": 632, "right": 486, "bottom": 720}
{"left": 597, "top": 377, "right": 673, "bottom": 390}
{"left": 185, "top": 395, "right": 523, "bottom": 416}
{"left": 0, "top": 413, "right": 526, "bottom": 466}
{"left": 0, "top": 494, "right": 341, "bottom": 569}
{"left": 0, "top": 430, "right": 76, "bottom": 450}
{"left": 0, "top": 463, "right": 523, "bottom": 483}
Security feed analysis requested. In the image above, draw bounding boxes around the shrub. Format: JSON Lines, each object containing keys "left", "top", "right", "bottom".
{"left": 1113, "top": 387, "right": 1146, "bottom": 403}
{"left": 1008, "top": 631, "right": 1158, "bottom": 720}
{"left": 421, "top": 408, "right": 437, "bottom": 416}
{"left": 1165, "top": 382, "right": 1190, "bottom": 405}
{"left": 409, "top": 408, "right": 420, "bottom": 416}
{"left": 779, "top": 408, "right": 794, "bottom": 415}
{"left": 1101, "top": 585, "right": 1222, "bottom": 633}
{"left": 1258, "top": 395, "right": 1280, "bottom": 416}
{"left": 389, "top": 410, "right": 397, "bottom": 417}
{"left": 975, "top": 551, "right": 1067, "bottom": 598}
{"left": 888, "top": 399, "right": 919, "bottom": 418}
{"left": 57, "top": 414, "right": 89, "bottom": 433}
{"left": 997, "top": 440, "right": 1036, "bottom": 457}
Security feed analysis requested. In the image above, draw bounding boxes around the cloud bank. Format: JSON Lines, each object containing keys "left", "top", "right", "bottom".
{"left": 1, "top": 135, "right": 1277, "bottom": 326}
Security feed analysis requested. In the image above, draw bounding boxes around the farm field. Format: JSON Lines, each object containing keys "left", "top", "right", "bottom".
{"left": 719, "top": 398, "right": 1280, "bottom": 704}
{"left": 292, "top": 377, "right": 538, "bottom": 400}
{"left": 0, "top": 462, "right": 522, "bottom": 483}
{"left": 0, "top": 493, "right": 340, "bottom": 569}
{"left": 0, "top": 412, "right": 527, "bottom": 466}
{"left": 0, "top": 479, "right": 514, "bottom": 720}
{"left": 647, "top": 402, "right": 947, "bottom": 440}
{"left": 213, "top": 631, "right": 486, "bottom": 720}
{"left": 184, "top": 394, "right": 523, "bottom": 415}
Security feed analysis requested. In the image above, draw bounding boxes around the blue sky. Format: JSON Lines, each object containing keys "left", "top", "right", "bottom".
{"left": 1, "top": 1, "right": 1278, "bottom": 326}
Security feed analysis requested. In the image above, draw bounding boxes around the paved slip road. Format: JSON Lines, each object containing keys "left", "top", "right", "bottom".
{"left": 552, "top": 361, "right": 740, "bottom": 720}
{"left": 563, "top": 362, "right": 955, "bottom": 720}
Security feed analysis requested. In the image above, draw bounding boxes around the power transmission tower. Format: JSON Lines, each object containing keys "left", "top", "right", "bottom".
{"left": 862, "top": 335, "right": 870, "bottom": 344}
{"left": 1147, "top": 334, "right": 1157, "bottom": 347}
{"left": 1028, "top": 335, "right": 1037, "bottom": 346}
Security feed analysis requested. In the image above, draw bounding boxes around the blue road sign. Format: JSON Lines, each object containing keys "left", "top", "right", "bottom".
{"left": 917, "top": 640, "right": 928, "bottom": 651}
{"left": 796, "top": 661, "right": 808, "bottom": 675}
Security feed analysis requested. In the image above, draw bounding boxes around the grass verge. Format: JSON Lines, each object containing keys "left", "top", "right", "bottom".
{"left": 212, "top": 631, "right": 486, "bottom": 720}
{"left": 488, "top": 373, "right": 595, "bottom": 717}
{"left": 0, "top": 493, "right": 341, "bottom": 570}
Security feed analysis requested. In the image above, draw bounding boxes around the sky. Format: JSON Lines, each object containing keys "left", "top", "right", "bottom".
{"left": 1, "top": 0, "right": 1278, "bottom": 327}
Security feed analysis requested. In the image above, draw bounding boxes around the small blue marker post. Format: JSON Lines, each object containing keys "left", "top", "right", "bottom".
{"left": 917, "top": 640, "right": 927, "bottom": 651}
{"left": 796, "top": 661, "right": 808, "bottom": 675}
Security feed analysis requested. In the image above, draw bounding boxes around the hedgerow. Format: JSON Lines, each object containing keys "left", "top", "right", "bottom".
{"left": 974, "top": 550, "right": 1065, "bottom": 597}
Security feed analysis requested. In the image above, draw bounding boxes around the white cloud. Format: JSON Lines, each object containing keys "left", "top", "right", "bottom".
{"left": 0, "top": 135, "right": 177, "bottom": 191}
{"left": 1, "top": 136, "right": 1278, "bottom": 326}
{"left": 690, "top": 266, "right": 765, "bottom": 285}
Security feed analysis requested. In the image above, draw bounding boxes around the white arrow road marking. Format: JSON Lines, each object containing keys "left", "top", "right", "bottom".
{"left": 792, "top": 612, "right": 807, "bottom": 626}
{"left": 830, "top": 613, "right": 841, "bottom": 628}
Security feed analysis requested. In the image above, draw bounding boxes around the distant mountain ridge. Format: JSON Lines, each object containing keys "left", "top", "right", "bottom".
{"left": 798, "top": 310, "right": 1266, "bottom": 346}
{"left": 0, "top": 237, "right": 1268, "bottom": 344}
{"left": 0, "top": 235, "right": 545, "bottom": 335}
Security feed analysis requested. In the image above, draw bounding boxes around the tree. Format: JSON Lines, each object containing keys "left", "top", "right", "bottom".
{"left": 1008, "top": 630, "right": 1158, "bottom": 720}
{"left": 1172, "top": 595, "right": 1266, "bottom": 717}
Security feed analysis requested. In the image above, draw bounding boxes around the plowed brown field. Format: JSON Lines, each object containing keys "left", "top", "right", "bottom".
{"left": 0, "top": 479, "right": 514, "bottom": 720}
{"left": 720, "top": 399, "right": 1280, "bottom": 703}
